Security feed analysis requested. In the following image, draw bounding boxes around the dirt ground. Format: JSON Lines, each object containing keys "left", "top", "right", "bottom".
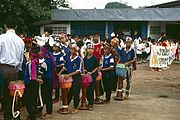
{"left": 1, "top": 62, "right": 180, "bottom": 120}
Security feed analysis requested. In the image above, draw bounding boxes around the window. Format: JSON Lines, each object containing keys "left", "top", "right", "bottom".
{"left": 44, "top": 27, "right": 67, "bottom": 35}
{"left": 44, "top": 24, "right": 70, "bottom": 35}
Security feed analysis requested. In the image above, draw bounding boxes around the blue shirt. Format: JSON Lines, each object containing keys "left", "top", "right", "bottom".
{"left": 61, "top": 44, "right": 73, "bottom": 73}
{"left": 83, "top": 55, "right": 99, "bottom": 77}
{"left": 61, "top": 44, "right": 71, "bottom": 59}
{"left": 24, "top": 62, "right": 39, "bottom": 84}
{"left": 52, "top": 52, "right": 64, "bottom": 66}
{"left": 115, "top": 47, "right": 121, "bottom": 60}
{"left": 39, "top": 58, "right": 53, "bottom": 80}
{"left": 102, "top": 54, "right": 115, "bottom": 68}
{"left": 70, "top": 56, "right": 82, "bottom": 73}
{"left": 120, "top": 47, "right": 136, "bottom": 64}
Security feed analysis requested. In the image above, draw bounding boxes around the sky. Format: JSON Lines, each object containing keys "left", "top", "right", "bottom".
{"left": 66, "top": 0, "right": 175, "bottom": 9}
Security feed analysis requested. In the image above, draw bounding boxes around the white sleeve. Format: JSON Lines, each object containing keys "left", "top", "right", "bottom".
{"left": 36, "top": 36, "right": 46, "bottom": 42}
{"left": 48, "top": 37, "right": 55, "bottom": 47}
{"left": 77, "top": 60, "right": 82, "bottom": 72}
{"left": 17, "top": 42, "right": 25, "bottom": 71}
{"left": 110, "top": 58, "right": 114, "bottom": 67}
{"left": 59, "top": 56, "right": 64, "bottom": 62}
{"left": 41, "top": 62, "right": 48, "bottom": 71}
{"left": 110, "top": 58, "right": 114, "bottom": 63}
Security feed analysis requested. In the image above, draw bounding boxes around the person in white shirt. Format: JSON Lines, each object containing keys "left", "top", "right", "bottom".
{"left": 0, "top": 17, "right": 25, "bottom": 120}
{"left": 141, "top": 39, "right": 148, "bottom": 63}
{"left": 136, "top": 41, "right": 143, "bottom": 64}
{"left": 34, "top": 28, "right": 55, "bottom": 48}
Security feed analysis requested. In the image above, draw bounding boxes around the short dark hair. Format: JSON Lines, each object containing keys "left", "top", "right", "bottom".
{"left": 4, "top": 16, "right": 17, "bottom": 29}
{"left": 161, "top": 32, "right": 166, "bottom": 36}
{"left": 44, "top": 27, "right": 53, "bottom": 35}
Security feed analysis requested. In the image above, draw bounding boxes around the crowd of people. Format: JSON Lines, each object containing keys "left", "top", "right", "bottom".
{"left": 0, "top": 19, "right": 179, "bottom": 120}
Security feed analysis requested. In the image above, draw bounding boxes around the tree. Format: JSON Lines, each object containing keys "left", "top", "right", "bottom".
{"left": 105, "top": 2, "right": 132, "bottom": 9}
{"left": 51, "top": 0, "right": 71, "bottom": 9}
{"left": 0, "top": 0, "right": 70, "bottom": 35}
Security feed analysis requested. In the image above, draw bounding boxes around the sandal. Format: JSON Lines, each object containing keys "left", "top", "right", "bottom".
{"left": 71, "top": 108, "right": 79, "bottom": 114}
{"left": 53, "top": 98, "right": 59, "bottom": 104}
{"left": 103, "top": 99, "right": 110, "bottom": 104}
{"left": 94, "top": 98, "right": 104, "bottom": 104}
{"left": 87, "top": 105, "right": 93, "bottom": 111}
{"left": 57, "top": 106, "right": 69, "bottom": 114}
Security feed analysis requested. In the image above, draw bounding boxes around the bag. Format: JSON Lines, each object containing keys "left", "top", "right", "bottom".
{"left": 115, "top": 64, "right": 128, "bottom": 77}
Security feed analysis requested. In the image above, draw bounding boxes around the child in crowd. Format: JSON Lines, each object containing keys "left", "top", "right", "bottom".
{"left": 110, "top": 38, "right": 121, "bottom": 91}
{"left": 141, "top": 39, "right": 147, "bottom": 63}
{"left": 23, "top": 43, "right": 41, "bottom": 120}
{"left": 83, "top": 43, "right": 99, "bottom": 110}
{"left": 93, "top": 33, "right": 102, "bottom": 63}
{"left": 37, "top": 49, "right": 54, "bottom": 119}
{"left": 59, "top": 33, "right": 72, "bottom": 73}
{"left": 57, "top": 33, "right": 74, "bottom": 114}
{"left": 66, "top": 44, "right": 82, "bottom": 113}
{"left": 111, "top": 37, "right": 121, "bottom": 62}
{"left": 119, "top": 37, "right": 136, "bottom": 99}
{"left": 99, "top": 43, "right": 115, "bottom": 103}
{"left": 136, "top": 40, "right": 143, "bottom": 64}
{"left": 93, "top": 33, "right": 104, "bottom": 104}
{"left": 52, "top": 42, "right": 64, "bottom": 103}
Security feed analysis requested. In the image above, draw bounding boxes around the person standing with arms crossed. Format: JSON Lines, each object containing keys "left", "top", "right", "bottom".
{"left": 0, "top": 17, "right": 25, "bottom": 120}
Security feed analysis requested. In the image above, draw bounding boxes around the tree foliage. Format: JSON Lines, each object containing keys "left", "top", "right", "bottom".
{"left": 0, "top": 0, "right": 69, "bottom": 35}
{"left": 105, "top": 2, "right": 132, "bottom": 9}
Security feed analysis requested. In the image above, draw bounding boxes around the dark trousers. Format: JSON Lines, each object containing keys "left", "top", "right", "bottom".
{"left": 1, "top": 65, "right": 20, "bottom": 120}
{"left": 54, "top": 89, "right": 60, "bottom": 99}
{"left": 112, "top": 75, "right": 118, "bottom": 92}
{"left": 54, "top": 67, "right": 62, "bottom": 99}
{"left": 68, "top": 75, "right": 81, "bottom": 108}
{"left": 142, "top": 52, "right": 147, "bottom": 60}
{"left": 24, "top": 81, "right": 38, "bottom": 120}
{"left": 38, "top": 80, "right": 53, "bottom": 114}
{"left": 99, "top": 79, "right": 104, "bottom": 96}
{"left": 87, "top": 76, "right": 96, "bottom": 106}
{"left": 102, "top": 71, "right": 112, "bottom": 101}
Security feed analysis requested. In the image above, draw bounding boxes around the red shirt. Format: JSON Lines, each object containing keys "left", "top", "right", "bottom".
{"left": 93, "top": 43, "right": 102, "bottom": 63}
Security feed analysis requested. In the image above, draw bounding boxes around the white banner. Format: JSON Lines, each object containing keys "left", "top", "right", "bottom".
{"left": 149, "top": 45, "right": 175, "bottom": 68}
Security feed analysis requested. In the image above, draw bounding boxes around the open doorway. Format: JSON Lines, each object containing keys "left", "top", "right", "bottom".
{"left": 166, "top": 24, "right": 180, "bottom": 40}
{"left": 113, "top": 21, "right": 141, "bottom": 37}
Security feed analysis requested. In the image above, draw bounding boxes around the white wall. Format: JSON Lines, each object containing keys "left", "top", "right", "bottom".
{"left": 147, "top": 21, "right": 166, "bottom": 40}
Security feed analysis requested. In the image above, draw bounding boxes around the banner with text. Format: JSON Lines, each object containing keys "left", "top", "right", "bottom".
{"left": 149, "top": 45, "right": 175, "bottom": 68}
